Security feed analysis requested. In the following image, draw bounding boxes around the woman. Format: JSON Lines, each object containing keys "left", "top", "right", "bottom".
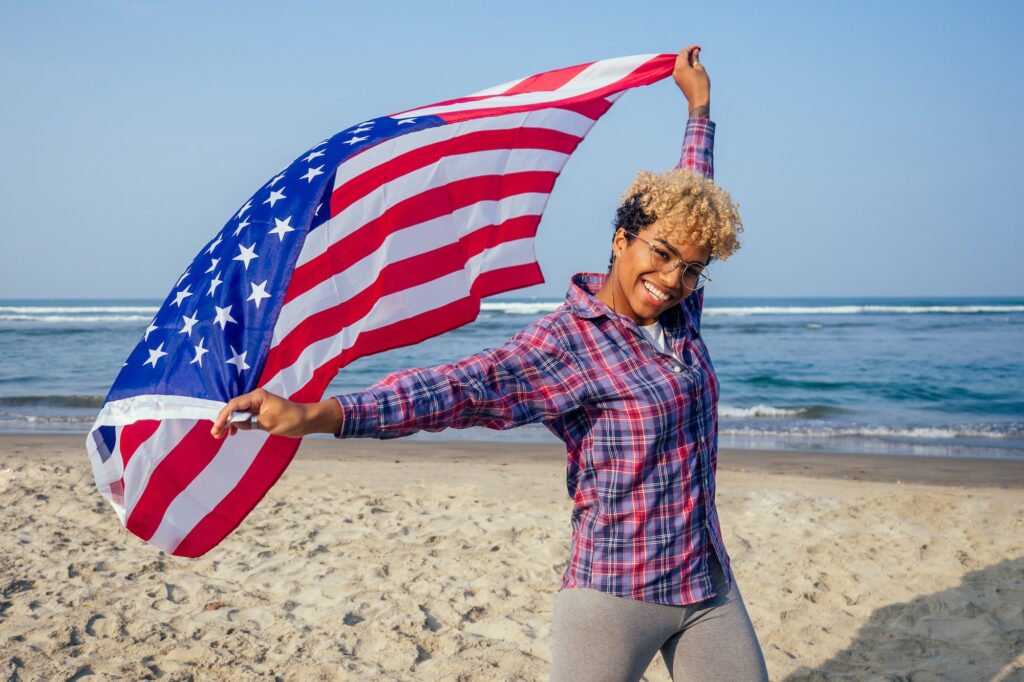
{"left": 212, "top": 45, "right": 768, "bottom": 682}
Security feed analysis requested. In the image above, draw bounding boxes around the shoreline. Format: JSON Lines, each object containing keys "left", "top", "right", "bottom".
{"left": 7, "top": 433, "right": 1023, "bottom": 489}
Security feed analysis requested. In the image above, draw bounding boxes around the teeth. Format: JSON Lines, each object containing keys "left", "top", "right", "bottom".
{"left": 644, "top": 281, "right": 669, "bottom": 302}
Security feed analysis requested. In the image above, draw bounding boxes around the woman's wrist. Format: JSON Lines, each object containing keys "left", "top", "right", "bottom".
{"left": 688, "top": 103, "right": 710, "bottom": 119}
{"left": 304, "top": 398, "right": 344, "bottom": 436}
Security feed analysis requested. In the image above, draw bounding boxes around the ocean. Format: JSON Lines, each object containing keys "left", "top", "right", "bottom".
{"left": 1, "top": 296, "right": 1022, "bottom": 460}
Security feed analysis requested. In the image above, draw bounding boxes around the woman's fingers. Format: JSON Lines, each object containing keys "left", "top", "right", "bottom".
{"left": 211, "top": 391, "right": 260, "bottom": 438}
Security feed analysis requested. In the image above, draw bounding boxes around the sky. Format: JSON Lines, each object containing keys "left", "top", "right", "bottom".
{"left": 1, "top": 0, "right": 1022, "bottom": 299}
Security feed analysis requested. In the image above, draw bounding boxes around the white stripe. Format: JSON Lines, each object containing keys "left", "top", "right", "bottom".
{"left": 86, "top": 425, "right": 127, "bottom": 521}
{"left": 92, "top": 394, "right": 225, "bottom": 426}
{"left": 274, "top": 192, "right": 550, "bottom": 344}
{"left": 467, "top": 75, "right": 529, "bottom": 97}
{"left": 394, "top": 55, "right": 656, "bottom": 119}
{"left": 263, "top": 238, "right": 538, "bottom": 397}
{"left": 147, "top": 430, "right": 271, "bottom": 554}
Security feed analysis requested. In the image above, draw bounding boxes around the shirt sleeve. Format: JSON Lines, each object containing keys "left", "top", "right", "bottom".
{"left": 676, "top": 118, "right": 715, "bottom": 180}
{"left": 332, "top": 320, "right": 586, "bottom": 439}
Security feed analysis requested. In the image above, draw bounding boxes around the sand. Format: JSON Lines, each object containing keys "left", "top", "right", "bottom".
{"left": 1, "top": 435, "right": 1022, "bottom": 681}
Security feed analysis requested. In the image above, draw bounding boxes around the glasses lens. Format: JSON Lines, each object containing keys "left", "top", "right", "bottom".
{"left": 682, "top": 265, "right": 709, "bottom": 290}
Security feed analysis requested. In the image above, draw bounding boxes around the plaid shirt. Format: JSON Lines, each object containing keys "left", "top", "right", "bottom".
{"left": 334, "top": 118, "right": 731, "bottom": 606}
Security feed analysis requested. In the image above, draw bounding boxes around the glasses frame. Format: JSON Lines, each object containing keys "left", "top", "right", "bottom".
{"left": 625, "top": 231, "right": 712, "bottom": 291}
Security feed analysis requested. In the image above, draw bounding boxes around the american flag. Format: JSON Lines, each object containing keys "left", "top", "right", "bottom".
{"left": 86, "top": 53, "right": 677, "bottom": 557}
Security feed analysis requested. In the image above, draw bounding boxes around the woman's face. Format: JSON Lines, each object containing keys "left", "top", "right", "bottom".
{"left": 608, "top": 222, "right": 712, "bottom": 326}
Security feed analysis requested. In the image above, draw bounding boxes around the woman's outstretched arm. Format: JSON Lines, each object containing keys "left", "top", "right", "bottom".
{"left": 211, "top": 319, "right": 587, "bottom": 440}
{"left": 675, "top": 44, "right": 714, "bottom": 180}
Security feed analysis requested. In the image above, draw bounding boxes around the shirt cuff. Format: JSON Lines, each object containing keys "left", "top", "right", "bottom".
{"left": 333, "top": 392, "right": 381, "bottom": 438}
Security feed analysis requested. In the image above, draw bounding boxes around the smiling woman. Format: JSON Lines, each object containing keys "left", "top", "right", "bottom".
{"left": 211, "top": 44, "right": 769, "bottom": 682}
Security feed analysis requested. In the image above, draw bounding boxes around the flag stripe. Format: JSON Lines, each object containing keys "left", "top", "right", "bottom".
{"left": 125, "top": 423, "right": 225, "bottom": 541}
{"left": 502, "top": 62, "right": 594, "bottom": 95}
{"left": 263, "top": 214, "right": 540, "bottom": 382}
{"left": 262, "top": 237, "right": 540, "bottom": 397}
{"left": 288, "top": 261, "right": 544, "bottom": 404}
{"left": 172, "top": 435, "right": 301, "bottom": 558}
{"left": 272, "top": 193, "right": 550, "bottom": 346}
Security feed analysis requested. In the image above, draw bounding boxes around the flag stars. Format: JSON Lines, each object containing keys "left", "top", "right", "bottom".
{"left": 172, "top": 285, "right": 193, "bottom": 307}
{"left": 190, "top": 338, "right": 209, "bottom": 367}
{"left": 208, "top": 272, "right": 224, "bottom": 297}
{"left": 179, "top": 313, "right": 199, "bottom": 337}
{"left": 144, "top": 342, "right": 168, "bottom": 368}
{"left": 267, "top": 171, "right": 287, "bottom": 188}
{"left": 247, "top": 280, "right": 271, "bottom": 309}
{"left": 233, "top": 243, "right": 258, "bottom": 270}
{"left": 143, "top": 321, "right": 158, "bottom": 342}
{"left": 301, "top": 165, "right": 324, "bottom": 183}
{"left": 213, "top": 304, "right": 237, "bottom": 330}
{"left": 204, "top": 257, "right": 220, "bottom": 274}
{"left": 269, "top": 216, "right": 295, "bottom": 241}
{"left": 233, "top": 217, "right": 251, "bottom": 237}
{"left": 397, "top": 118, "right": 417, "bottom": 125}
{"left": 226, "top": 345, "right": 250, "bottom": 372}
{"left": 302, "top": 149, "right": 325, "bottom": 163}
{"left": 175, "top": 268, "right": 190, "bottom": 287}
{"left": 343, "top": 135, "right": 368, "bottom": 146}
{"left": 206, "top": 234, "right": 223, "bottom": 255}
{"left": 236, "top": 199, "right": 252, "bottom": 219}
{"left": 264, "top": 187, "right": 286, "bottom": 207}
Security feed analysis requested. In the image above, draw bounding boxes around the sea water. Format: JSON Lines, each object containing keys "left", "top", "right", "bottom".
{"left": 1, "top": 296, "right": 1022, "bottom": 460}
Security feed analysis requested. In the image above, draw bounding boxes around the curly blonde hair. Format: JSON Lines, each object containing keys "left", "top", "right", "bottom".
{"left": 615, "top": 168, "right": 743, "bottom": 262}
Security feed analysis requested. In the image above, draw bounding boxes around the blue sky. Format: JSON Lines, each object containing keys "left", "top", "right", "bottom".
{"left": 1, "top": 0, "right": 1021, "bottom": 299}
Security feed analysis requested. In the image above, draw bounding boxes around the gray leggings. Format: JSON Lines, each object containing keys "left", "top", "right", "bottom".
{"left": 550, "top": 556, "right": 768, "bottom": 681}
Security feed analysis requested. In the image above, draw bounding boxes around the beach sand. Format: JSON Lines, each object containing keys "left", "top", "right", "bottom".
{"left": 1, "top": 435, "right": 1022, "bottom": 681}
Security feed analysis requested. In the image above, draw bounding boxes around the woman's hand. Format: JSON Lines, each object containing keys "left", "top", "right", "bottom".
{"left": 210, "top": 388, "right": 343, "bottom": 439}
{"left": 673, "top": 44, "right": 710, "bottom": 118}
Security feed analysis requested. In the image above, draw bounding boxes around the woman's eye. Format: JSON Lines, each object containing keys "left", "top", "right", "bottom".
{"left": 653, "top": 248, "right": 671, "bottom": 262}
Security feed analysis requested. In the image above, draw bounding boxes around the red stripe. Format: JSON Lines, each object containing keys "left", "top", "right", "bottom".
{"left": 172, "top": 435, "right": 300, "bottom": 558}
{"left": 502, "top": 62, "right": 593, "bottom": 95}
{"left": 288, "top": 261, "right": 544, "bottom": 403}
{"left": 125, "top": 422, "right": 224, "bottom": 542}
{"left": 329, "top": 127, "right": 581, "bottom": 220}
{"left": 262, "top": 214, "right": 541, "bottom": 384}
{"left": 119, "top": 419, "right": 161, "bottom": 468}
{"left": 286, "top": 171, "right": 557, "bottom": 304}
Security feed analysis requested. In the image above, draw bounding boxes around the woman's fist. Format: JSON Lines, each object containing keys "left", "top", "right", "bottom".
{"left": 673, "top": 44, "right": 710, "bottom": 117}
{"left": 210, "top": 388, "right": 343, "bottom": 439}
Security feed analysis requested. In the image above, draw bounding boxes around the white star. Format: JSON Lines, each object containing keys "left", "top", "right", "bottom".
{"left": 302, "top": 150, "right": 325, "bottom": 163}
{"left": 236, "top": 199, "right": 252, "bottom": 219}
{"left": 350, "top": 126, "right": 372, "bottom": 134}
{"left": 208, "top": 272, "right": 223, "bottom": 297}
{"left": 247, "top": 280, "right": 271, "bottom": 309}
{"left": 225, "top": 345, "right": 250, "bottom": 372}
{"left": 313, "top": 202, "right": 323, "bottom": 216}
{"left": 300, "top": 164, "right": 324, "bottom": 183}
{"left": 357, "top": 121, "right": 374, "bottom": 127}
{"left": 264, "top": 188, "right": 286, "bottom": 207}
{"left": 206, "top": 234, "right": 223, "bottom": 255}
{"left": 172, "top": 285, "right": 193, "bottom": 307}
{"left": 144, "top": 342, "right": 168, "bottom": 368}
{"left": 312, "top": 138, "right": 329, "bottom": 148}
{"left": 143, "top": 321, "right": 158, "bottom": 341}
{"left": 267, "top": 171, "right": 287, "bottom": 188}
{"left": 204, "top": 257, "right": 220, "bottom": 274}
{"left": 232, "top": 217, "right": 251, "bottom": 237}
{"left": 179, "top": 313, "right": 199, "bottom": 337}
{"left": 268, "top": 216, "right": 295, "bottom": 241}
{"left": 233, "top": 243, "right": 258, "bottom": 270}
{"left": 343, "top": 135, "right": 368, "bottom": 146}
{"left": 175, "top": 268, "right": 190, "bottom": 287}
{"left": 190, "top": 338, "right": 209, "bottom": 366}
{"left": 396, "top": 118, "right": 417, "bottom": 125}
{"left": 213, "top": 304, "right": 237, "bottom": 330}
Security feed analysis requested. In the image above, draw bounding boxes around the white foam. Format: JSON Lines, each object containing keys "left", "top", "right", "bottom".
{"left": 0, "top": 306, "right": 159, "bottom": 314}
{"left": 719, "top": 404, "right": 804, "bottom": 418}
{"left": 0, "top": 315, "right": 153, "bottom": 323}
{"left": 703, "top": 305, "right": 1024, "bottom": 316}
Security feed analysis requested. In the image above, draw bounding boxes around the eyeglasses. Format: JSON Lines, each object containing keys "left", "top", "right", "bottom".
{"left": 627, "top": 232, "right": 712, "bottom": 291}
